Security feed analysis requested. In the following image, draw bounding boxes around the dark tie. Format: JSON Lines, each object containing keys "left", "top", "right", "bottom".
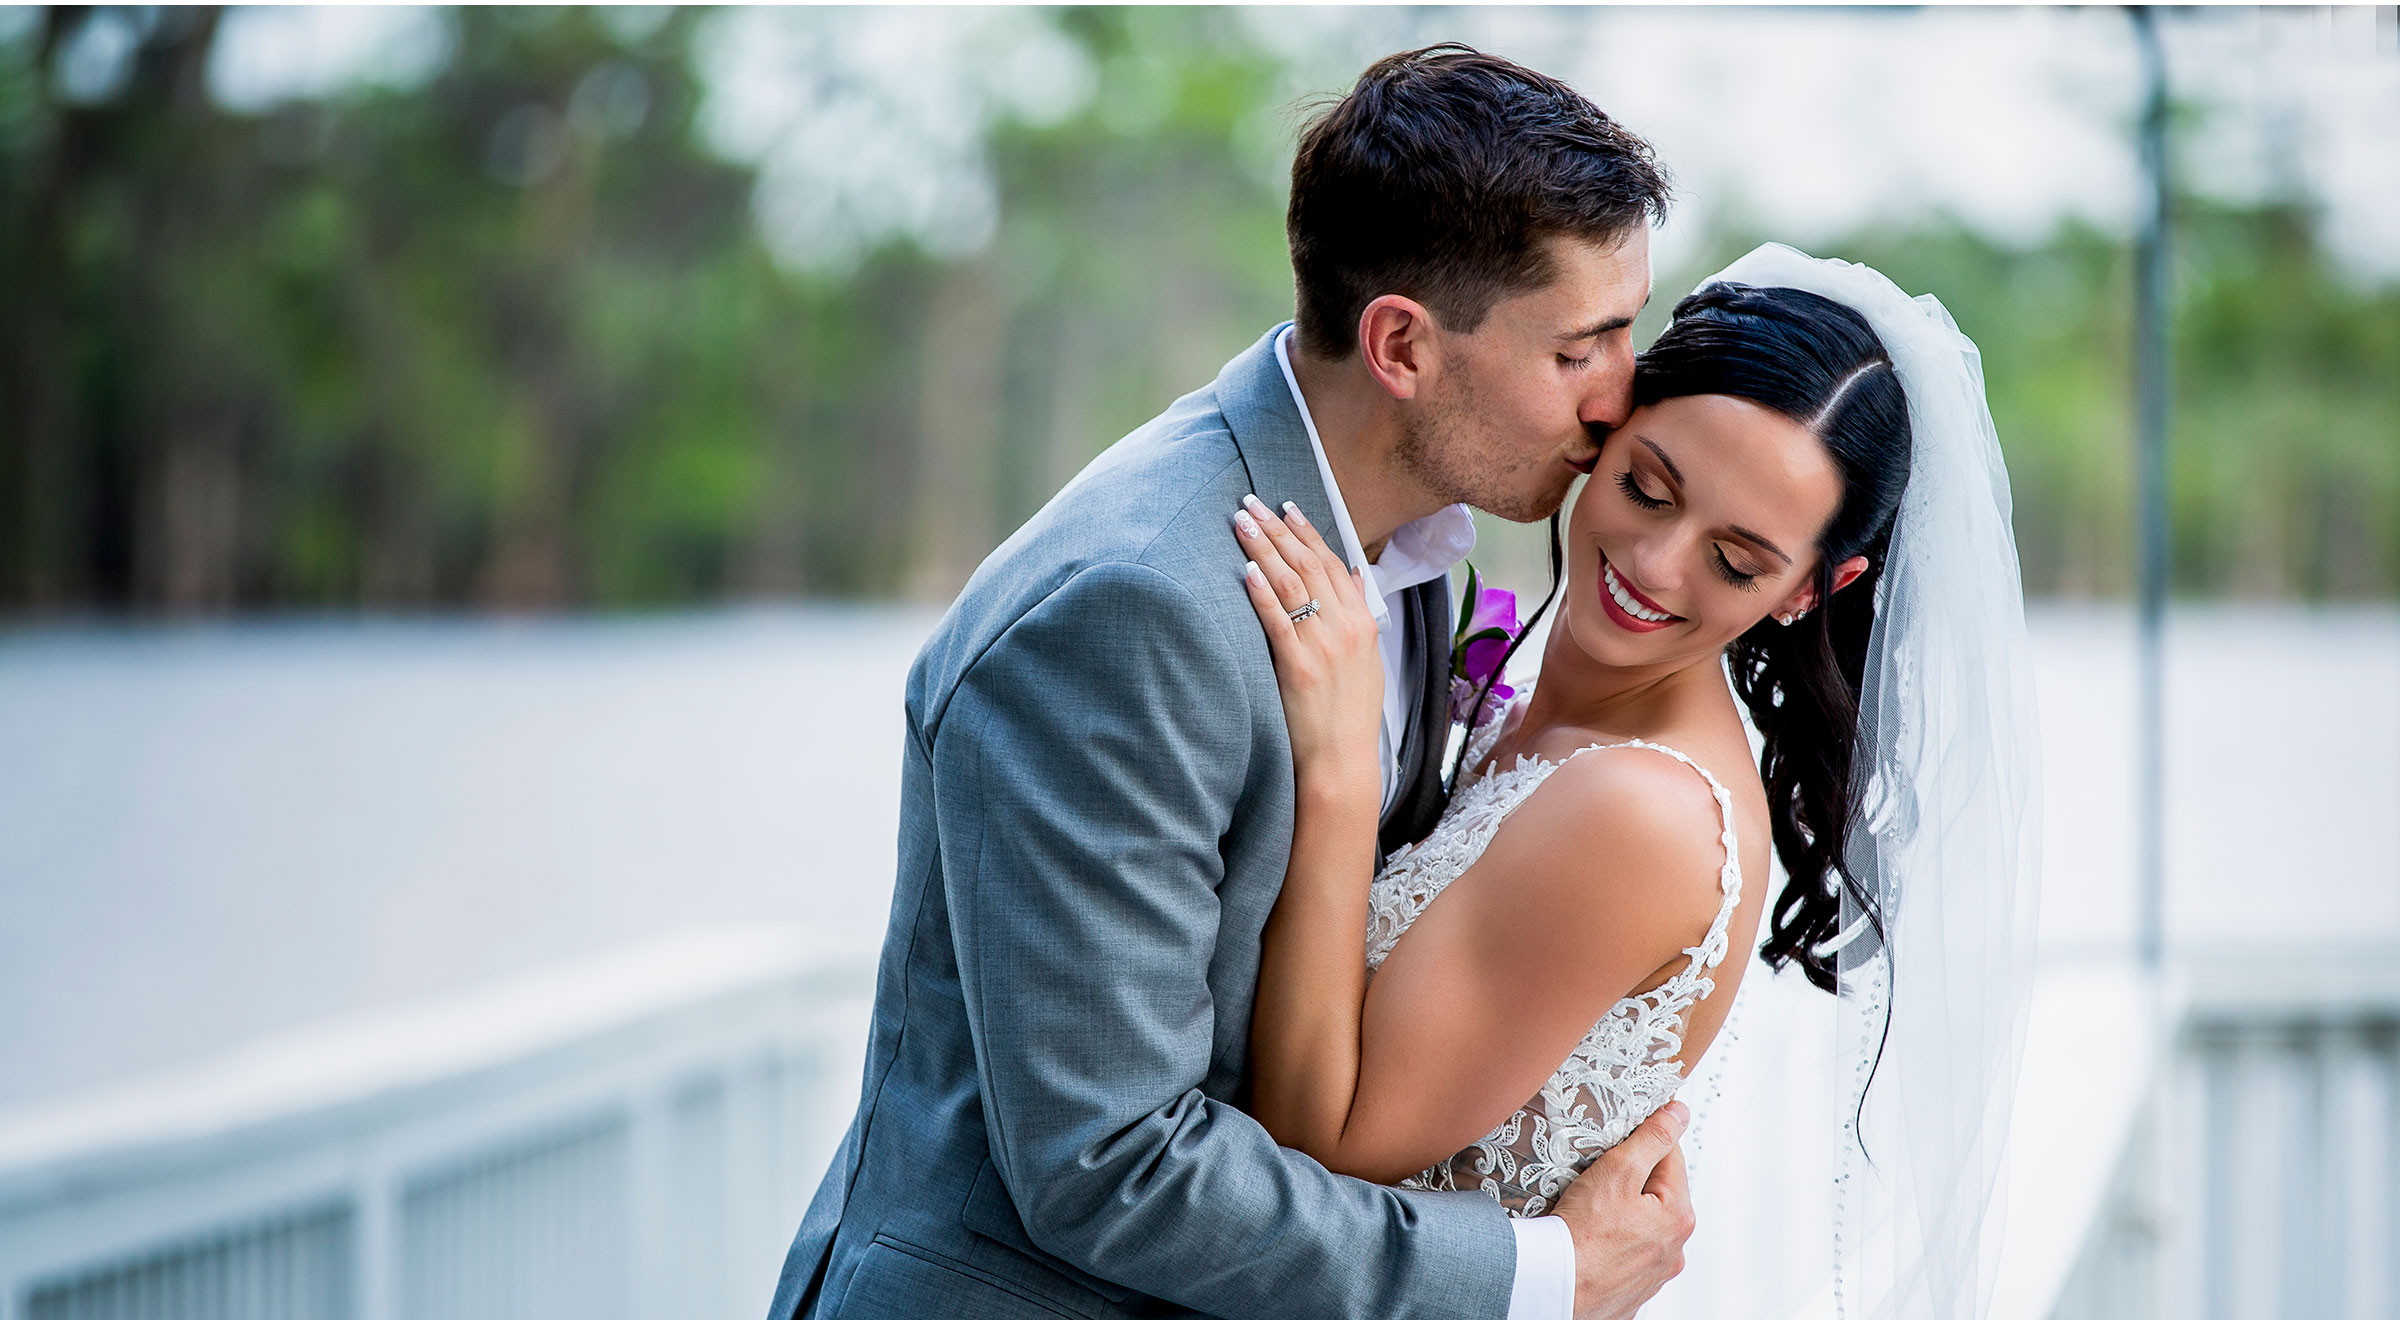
{"left": 1377, "top": 575, "right": 1456, "bottom": 863}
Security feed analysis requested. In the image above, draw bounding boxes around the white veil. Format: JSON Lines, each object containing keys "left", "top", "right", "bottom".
{"left": 1655, "top": 244, "right": 2042, "bottom": 1320}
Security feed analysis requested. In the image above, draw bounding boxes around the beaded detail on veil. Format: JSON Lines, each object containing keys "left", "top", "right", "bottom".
{"left": 1365, "top": 694, "right": 1743, "bottom": 1217}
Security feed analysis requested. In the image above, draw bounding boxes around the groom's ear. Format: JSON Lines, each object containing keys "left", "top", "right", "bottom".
{"left": 1357, "top": 295, "right": 1439, "bottom": 402}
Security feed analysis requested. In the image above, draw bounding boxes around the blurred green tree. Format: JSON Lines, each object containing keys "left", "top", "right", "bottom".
{"left": 0, "top": 7, "right": 2391, "bottom": 614}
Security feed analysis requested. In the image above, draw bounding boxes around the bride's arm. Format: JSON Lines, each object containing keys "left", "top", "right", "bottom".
{"left": 1337, "top": 749, "right": 1725, "bottom": 1181}
{"left": 1232, "top": 496, "right": 1387, "bottom": 1158}
{"left": 1235, "top": 503, "right": 1725, "bottom": 1184}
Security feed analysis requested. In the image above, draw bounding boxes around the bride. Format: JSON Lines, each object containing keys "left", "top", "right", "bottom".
{"left": 1230, "top": 245, "right": 2039, "bottom": 1318}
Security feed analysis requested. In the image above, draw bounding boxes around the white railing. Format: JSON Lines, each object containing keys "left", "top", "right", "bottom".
{"left": 4, "top": 929, "right": 2389, "bottom": 1320}
{"left": 2044, "top": 951, "right": 2400, "bottom": 1320}
{"left": 0, "top": 929, "right": 872, "bottom": 1320}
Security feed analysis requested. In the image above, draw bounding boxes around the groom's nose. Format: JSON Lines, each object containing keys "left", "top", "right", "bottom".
{"left": 1577, "top": 343, "right": 1637, "bottom": 430}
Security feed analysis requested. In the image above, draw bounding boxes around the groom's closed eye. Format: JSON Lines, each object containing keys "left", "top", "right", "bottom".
{"left": 1559, "top": 286, "right": 1649, "bottom": 346}
{"left": 1557, "top": 316, "right": 1635, "bottom": 370}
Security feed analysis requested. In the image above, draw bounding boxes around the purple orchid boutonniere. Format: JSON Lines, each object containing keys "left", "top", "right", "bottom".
{"left": 1449, "top": 564, "right": 1522, "bottom": 729}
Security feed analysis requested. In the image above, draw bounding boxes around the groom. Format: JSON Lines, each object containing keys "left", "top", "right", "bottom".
{"left": 770, "top": 46, "right": 1689, "bottom": 1320}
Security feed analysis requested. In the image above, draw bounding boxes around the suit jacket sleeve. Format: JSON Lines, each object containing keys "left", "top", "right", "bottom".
{"left": 928, "top": 560, "right": 1516, "bottom": 1320}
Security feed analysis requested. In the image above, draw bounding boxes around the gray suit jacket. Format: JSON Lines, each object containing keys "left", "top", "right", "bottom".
{"left": 768, "top": 328, "right": 1516, "bottom": 1320}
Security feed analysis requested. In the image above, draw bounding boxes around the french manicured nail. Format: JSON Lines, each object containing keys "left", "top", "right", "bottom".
{"left": 1243, "top": 493, "right": 1272, "bottom": 521}
{"left": 1281, "top": 501, "right": 1308, "bottom": 527}
{"left": 1233, "top": 509, "right": 1259, "bottom": 537}
{"left": 1244, "top": 562, "right": 1265, "bottom": 587}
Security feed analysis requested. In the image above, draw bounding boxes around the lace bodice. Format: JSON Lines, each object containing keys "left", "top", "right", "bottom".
{"left": 1365, "top": 698, "right": 1743, "bottom": 1217}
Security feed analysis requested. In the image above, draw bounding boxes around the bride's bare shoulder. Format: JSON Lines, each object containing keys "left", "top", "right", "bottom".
{"left": 1409, "top": 740, "right": 1730, "bottom": 1016}
{"left": 1478, "top": 741, "right": 1730, "bottom": 932}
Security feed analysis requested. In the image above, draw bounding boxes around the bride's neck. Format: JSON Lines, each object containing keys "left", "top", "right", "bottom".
{"left": 1517, "top": 621, "right": 1720, "bottom": 736}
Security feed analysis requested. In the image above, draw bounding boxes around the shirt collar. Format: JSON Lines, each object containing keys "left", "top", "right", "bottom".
{"left": 1271, "top": 324, "right": 1476, "bottom": 620}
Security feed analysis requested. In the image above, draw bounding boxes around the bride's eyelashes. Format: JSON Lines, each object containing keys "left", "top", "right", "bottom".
{"left": 1558, "top": 350, "right": 1596, "bottom": 371}
{"left": 1614, "top": 469, "right": 1764, "bottom": 591}
{"left": 1614, "top": 469, "right": 1668, "bottom": 509}
{"left": 1712, "top": 550, "right": 1761, "bottom": 591}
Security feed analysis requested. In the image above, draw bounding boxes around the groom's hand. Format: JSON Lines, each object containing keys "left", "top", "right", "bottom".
{"left": 1552, "top": 1100, "right": 1694, "bottom": 1320}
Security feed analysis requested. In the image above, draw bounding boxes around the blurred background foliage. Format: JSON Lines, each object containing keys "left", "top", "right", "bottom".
{"left": 1, "top": 5, "right": 2393, "bottom": 615}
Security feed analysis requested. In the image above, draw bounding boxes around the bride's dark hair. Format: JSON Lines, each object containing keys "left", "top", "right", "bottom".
{"left": 1436, "top": 283, "right": 1911, "bottom": 993}
{"left": 1638, "top": 282, "right": 1913, "bottom": 993}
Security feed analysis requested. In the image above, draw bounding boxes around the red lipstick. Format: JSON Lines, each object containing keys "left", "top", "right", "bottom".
{"left": 1597, "top": 550, "right": 1683, "bottom": 633}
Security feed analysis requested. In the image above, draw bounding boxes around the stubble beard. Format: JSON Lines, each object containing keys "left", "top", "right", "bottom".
{"left": 1394, "top": 382, "right": 1573, "bottom": 525}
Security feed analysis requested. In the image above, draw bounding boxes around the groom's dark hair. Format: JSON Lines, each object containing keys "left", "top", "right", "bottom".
{"left": 1288, "top": 45, "right": 1669, "bottom": 357}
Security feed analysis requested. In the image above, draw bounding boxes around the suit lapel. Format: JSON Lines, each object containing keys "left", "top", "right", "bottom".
{"left": 1218, "top": 326, "right": 1457, "bottom": 858}
{"left": 1213, "top": 327, "right": 1341, "bottom": 541}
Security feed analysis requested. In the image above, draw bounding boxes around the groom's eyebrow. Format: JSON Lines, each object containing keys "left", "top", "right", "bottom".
{"left": 1558, "top": 308, "right": 1642, "bottom": 342}
{"left": 1559, "top": 291, "right": 1652, "bottom": 342}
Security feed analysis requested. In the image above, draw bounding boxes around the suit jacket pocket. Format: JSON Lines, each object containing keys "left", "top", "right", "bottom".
{"left": 836, "top": 1237, "right": 1084, "bottom": 1320}
{"left": 959, "top": 1158, "right": 1135, "bottom": 1306}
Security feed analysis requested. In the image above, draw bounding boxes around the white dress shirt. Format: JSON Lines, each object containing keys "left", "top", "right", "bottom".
{"left": 1272, "top": 324, "right": 1578, "bottom": 1320}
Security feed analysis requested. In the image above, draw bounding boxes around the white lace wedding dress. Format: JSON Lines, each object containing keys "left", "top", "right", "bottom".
{"left": 1365, "top": 695, "right": 1744, "bottom": 1217}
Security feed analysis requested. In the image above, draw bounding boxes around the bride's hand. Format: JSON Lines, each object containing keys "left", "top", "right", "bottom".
{"left": 1233, "top": 495, "right": 1383, "bottom": 797}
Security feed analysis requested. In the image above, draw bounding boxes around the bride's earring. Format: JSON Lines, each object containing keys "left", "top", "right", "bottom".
{"left": 1777, "top": 608, "right": 1806, "bottom": 626}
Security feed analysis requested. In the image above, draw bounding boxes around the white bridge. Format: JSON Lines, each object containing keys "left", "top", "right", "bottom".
{"left": 2047, "top": 958, "right": 2400, "bottom": 1320}
{"left": 0, "top": 933, "right": 868, "bottom": 1320}
{"left": 0, "top": 605, "right": 2391, "bottom": 1318}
